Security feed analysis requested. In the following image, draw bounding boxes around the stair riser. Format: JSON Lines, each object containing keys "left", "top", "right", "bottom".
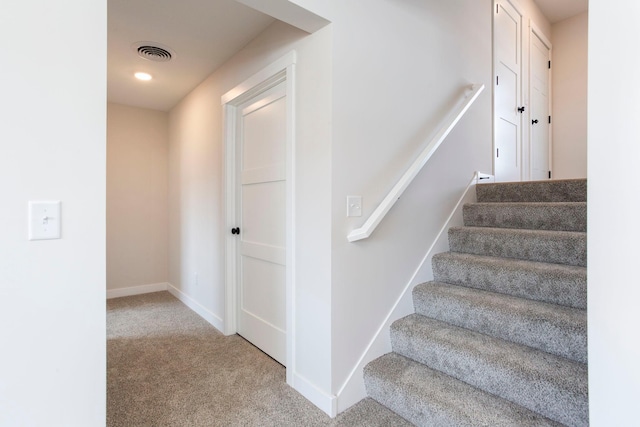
{"left": 463, "top": 203, "right": 586, "bottom": 232}
{"left": 432, "top": 253, "right": 587, "bottom": 309}
{"left": 413, "top": 283, "right": 587, "bottom": 363}
{"left": 391, "top": 316, "right": 588, "bottom": 427}
{"left": 364, "top": 354, "right": 563, "bottom": 427}
{"left": 476, "top": 179, "right": 587, "bottom": 203}
{"left": 449, "top": 227, "right": 587, "bottom": 267}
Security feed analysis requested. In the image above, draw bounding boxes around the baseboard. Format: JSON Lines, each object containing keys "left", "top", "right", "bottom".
{"left": 166, "top": 283, "right": 225, "bottom": 333}
{"left": 106, "top": 282, "right": 169, "bottom": 299}
{"left": 293, "top": 372, "right": 337, "bottom": 418}
{"left": 335, "top": 171, "right": 481, "bottom": 413}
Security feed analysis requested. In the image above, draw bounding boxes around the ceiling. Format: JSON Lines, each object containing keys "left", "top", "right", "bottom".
{"left": 108, "top": 0, "right": 588, "bottom": 112}
{"left": 534, "top": 0, "right": 588, "bottom": 23}
{"left": 107, "top": 0, "right": 274, "bottom": 112}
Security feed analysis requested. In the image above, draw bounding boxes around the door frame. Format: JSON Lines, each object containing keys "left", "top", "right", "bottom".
{"left": 222, "top": 51, "right": 296, "bottom": 384}
{"left": 529, "top": 21, "right": 553, "bottom": 180}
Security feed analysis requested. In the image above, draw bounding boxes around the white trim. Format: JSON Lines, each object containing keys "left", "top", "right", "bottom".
{"left": 221, "top": 51, "right": 297, "bottom": 105}
{"left": 530, "top": 21, "right": 552, "bottom": 50}
{"left": 293, "top": 373, "right": 338, "bottom": 418}
{"left": 505, "top": 0, "right": 523, "bottom": 12}
{"left": 106, "top": 282, "right": 168, "bottom": 299}
{"left": 167, "top": 283, "right": 225, "bottom": 333}
{"left": 223, "top": 103, "right": 237, "bottom": 337}
{"left": 336, "top": 172, "right": 481, "bottom": 412}
{"left": 233, "top": 0, "right": 329, "bottom": 34}
{"left": 347, "top": 84, "right": 484, "bottom": 242}
{"left": 222, "top": 51, "right": 297, "bottom": 386}
{"left": 285, "top": 58, "right": 297, "bottom": 387}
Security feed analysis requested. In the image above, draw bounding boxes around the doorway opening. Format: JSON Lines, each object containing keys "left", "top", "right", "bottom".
{"left": 222, "top": 52, "right": 296, "bottom": 384}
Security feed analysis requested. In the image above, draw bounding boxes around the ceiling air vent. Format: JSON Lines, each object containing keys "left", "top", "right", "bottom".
{"left": 131, "top": 42, "right": 175, "bottom": 62}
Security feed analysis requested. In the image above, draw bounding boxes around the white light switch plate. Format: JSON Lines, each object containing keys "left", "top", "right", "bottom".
{"left": 29, "top": 201, "right": 61, "bottom": 240}
{"left": 347, "top": 196, "right": 362, "bottom": 217}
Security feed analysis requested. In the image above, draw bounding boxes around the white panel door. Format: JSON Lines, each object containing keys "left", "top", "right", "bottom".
{"left": 494, "top": 0, "right": 523, "bottom": 182}
{"left": 531, "top": 30, "right": 551, "bottom": 180}
{"left": 237, "top": 81, "right": 287, "bottom": 365}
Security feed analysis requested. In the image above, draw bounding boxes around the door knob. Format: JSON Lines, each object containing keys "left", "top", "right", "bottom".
{"left": 518, "top": 106, "right": 525, "bottom": 113}
{"left": 532, "top": 119, "right": 539, "bottom": 124}
{"left": 231, "top": 227, "right": 240, "bottom": 235}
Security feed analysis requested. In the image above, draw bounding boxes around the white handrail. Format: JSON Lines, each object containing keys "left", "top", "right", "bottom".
{"left": 347, "top": 83, "right": 485, "bottom": 242}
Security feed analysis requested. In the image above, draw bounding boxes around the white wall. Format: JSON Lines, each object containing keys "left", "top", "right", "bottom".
{"left": 168, "top": 20, "right": 333, "bottom": 406}
{"left": 257, "top": 0, "right": 494, "bottom": 411}
{"left": 325, "top": 0, "right": 493, "bottom": 402}
{"left": 0, "top": 0, "right": 106, "bottom": 425}
{"left": 107, "top": 103, "right": 169, "bottom": 292}
{"left": 552, "top": 12, "right": 588, "bottom": 179}
{"left": 588, "top": 1, "right": 640, "bottom": 425}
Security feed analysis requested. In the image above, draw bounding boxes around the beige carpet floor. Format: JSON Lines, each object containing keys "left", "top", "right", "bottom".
{"left": 107, "top": 291, "right": 412, "bottom": 426}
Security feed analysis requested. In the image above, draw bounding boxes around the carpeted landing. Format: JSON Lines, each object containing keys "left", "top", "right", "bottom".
{"left": 107, "top": 291, "right": 412, "bottom": 427}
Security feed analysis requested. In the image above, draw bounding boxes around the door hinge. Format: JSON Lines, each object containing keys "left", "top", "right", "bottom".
{"left": 548, "top": 60, "right": 551, "bottom": 69}
{"left": 496, "top": 75, "right": 499, "bottom": 85}
{"left": 549, "top": 171, "right": 552, "bottom": 179}
{"left": 497, "top": 148, "right": 499, "bottom": 158}
{"left": 548, "top": 116, "right": 551, "bottom": 124}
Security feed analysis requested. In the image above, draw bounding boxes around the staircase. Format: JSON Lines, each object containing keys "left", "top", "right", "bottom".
{"left": 363, "top": 179, "right": 588, "bottom": 426}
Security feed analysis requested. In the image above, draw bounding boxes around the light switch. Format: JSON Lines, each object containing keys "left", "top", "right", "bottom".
{"left": 347, "top": 196, "right": 362, "bottom": 217}
{"left": 29, "top": 201, "right": 61, "bottom": 240}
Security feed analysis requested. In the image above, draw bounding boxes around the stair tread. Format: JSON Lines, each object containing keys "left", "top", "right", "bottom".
{"left": 476, "top": 179, "right": 587, "bottom": 203}
{"left": 413, "top": 281, "right": 587, "bottom": 363}
{"left": 463, "top": 202, "right": 586, "bottom": 232}
{"left": 449, "top": 226, "right": 587, "bottom": 267}
{"left": 432, "top": 252, "right": 587, "bottom": 309}
{"left": 365, "top": 352, "right": 563, "bottom": 427}
{"left": 469, "top": 201, "right": 586, "bottom": 206}
{"left": 391, "top": 314, "right": 588, "bottom": 426}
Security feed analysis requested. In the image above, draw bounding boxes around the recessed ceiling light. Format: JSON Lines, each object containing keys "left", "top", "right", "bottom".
{"left": 134, "top": 72, "right": 152, "bottom": 81}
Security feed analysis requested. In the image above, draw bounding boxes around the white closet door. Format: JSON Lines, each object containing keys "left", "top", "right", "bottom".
{"left": 236, "top": 81, "right": 287, "bottom": 365}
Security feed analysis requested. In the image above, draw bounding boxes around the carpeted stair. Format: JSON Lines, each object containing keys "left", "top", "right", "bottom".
{"left": 364, "top": 179, "right": 588, "bottom": 426}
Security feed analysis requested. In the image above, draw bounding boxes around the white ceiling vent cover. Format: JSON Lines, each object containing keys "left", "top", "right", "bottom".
{"left": 131, "top": 41, "right": 176, "bottom": 62}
